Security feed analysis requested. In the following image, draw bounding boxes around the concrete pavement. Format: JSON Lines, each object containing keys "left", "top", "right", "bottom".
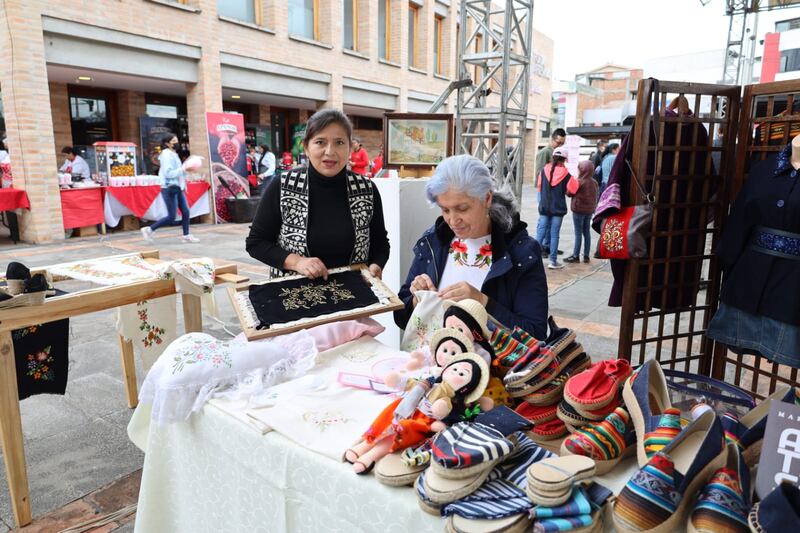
{"left": 0, "top": 181, "right": 619, "bottom": 532}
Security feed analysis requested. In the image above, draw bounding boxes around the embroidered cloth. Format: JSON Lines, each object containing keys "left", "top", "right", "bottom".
{"left": 12, "top": 319, "right": 70, "bottom": 400}
{"left": 248, "top": 270, "right": 379, "bottom": 329}
{"left": 400, "top": 290, "right": 447, "bottom": 352}
{"left": 117, "top": 297, "right": 178, "bottom": 370}
{"left": 139, "top": 329, "right": 318, "bottom": 424}
{"left": 439, "top": 234, "right": 492, "bottom": 292}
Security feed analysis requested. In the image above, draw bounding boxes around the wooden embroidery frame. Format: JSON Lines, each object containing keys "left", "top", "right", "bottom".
{"left": 0, "top": 250, "right": 247, "bottom": 527}
{"left": 228, "top": 264, "right": 404, "bottom": 341}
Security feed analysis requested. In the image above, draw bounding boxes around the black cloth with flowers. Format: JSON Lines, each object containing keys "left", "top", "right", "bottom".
{"left": 12, "top": 318, "right": 69, "bottom": 400}
{"left": 248, "top": 270, "right": 379, "bottom": 329}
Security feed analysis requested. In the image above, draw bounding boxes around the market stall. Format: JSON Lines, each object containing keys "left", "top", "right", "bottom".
{"left": 59, "top": 186, "right": 105, "bottom": 231}
{"left": 0, "top": 188, "right": 30, "bottom": 242}
{"left": 0, "top": 251, "right": 246, "bottom": 527}
{"left": 103, "top": 181, "right": 211, "bottom": 227}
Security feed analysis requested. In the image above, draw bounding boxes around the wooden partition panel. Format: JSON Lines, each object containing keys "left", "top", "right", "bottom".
{"left": 619, "top": 79, "right": 740, "bottom": 374}
{"left": 709, "top": 80, "right": 800, "bottom": 399}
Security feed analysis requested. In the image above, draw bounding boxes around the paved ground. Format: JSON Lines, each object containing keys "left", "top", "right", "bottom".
{"left": 0, "top": 181, "right": 620, "bottom": 532}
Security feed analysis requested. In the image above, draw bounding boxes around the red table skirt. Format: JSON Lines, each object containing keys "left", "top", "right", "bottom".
{"left": 185, "top": 181, "right": 211, "bottom": 207}
{"left": 105, "top": 185, "right": 162, "bottom": 218}
{"left": 0, "top": 188, "right": 30, "bottom": 211}
{"left": 60, "top": 187, "right": 105, "bottom": 229}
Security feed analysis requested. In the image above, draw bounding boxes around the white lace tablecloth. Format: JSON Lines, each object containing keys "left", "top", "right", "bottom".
{"left": 128, "top": 400, "right": 442, "bottom": 533}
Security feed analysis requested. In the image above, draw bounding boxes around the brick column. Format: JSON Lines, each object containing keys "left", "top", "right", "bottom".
{"left": 416, "top": 1, "right": 431, "bottom": 72}
{"left": 391, "top": 0, "right": 408, "bottom": 65}
{"left": 0, "top": 4, "right": 64, "bottom": 243}
{"left": 523, "top": 120, "right": 540, "bottom": 184}
{"left": 357, "top": 0, "right": 374, "bottom": 56}
{"left": 49, "top": 82, "right": 72, "bottom": 164}
{"left": 116, "top": 91, "right": 146, "bottom": 145}
{"left": 322, "top": 72, "right": 344, "bottom": 110}
{"left": 319, "top": 0, "right": 340, "bottom": 47}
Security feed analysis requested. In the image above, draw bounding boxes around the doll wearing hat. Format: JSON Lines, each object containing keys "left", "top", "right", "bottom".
{"left": 384, "top": 327, "right": 474, "bottom": 390}
{"left": 344, "top": 352, "right": 492, "bottom": 474}
{"left": 442, "top": 298, "right": 495, "bottom": 364}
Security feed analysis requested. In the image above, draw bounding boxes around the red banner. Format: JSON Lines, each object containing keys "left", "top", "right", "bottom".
{"left": 205, "top": 112, "right": 250, "bottom": 223}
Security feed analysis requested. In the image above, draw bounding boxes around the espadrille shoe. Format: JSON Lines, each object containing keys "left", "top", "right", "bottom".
{"left": 375, "top": 451, "right": 428, "bottom": 486}
{"left": 747, "top": 481, "right": 800, "bottom": 533}
{"left": 524, "top": 352, "right": 592, "bottom": 406}
{"left": 560, "top": 407, "right": 636, "bottom": 475}
{"left": 622, "top": 359, "right": 673, "bottom": 467}
{"left": 516, "top": 402, "right": 559, "bottom": 425}
{"left": 688, "top": 442, "right": 750, "bottom": 533}
{"left": 720, "top": 385, "right": 797, "bottom": 467}
{"left": 564, "top": 359, "right": 632, "bottom": 412}
{"left": 613, "top": 410, "right": 726, "bottom": 533}
{"left": 642, "top": 407, "right": 683, "bottom": 462}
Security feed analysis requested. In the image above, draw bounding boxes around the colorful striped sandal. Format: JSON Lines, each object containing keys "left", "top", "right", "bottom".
{"left": 560, "top": 407, "right": 636, "bottom": 475}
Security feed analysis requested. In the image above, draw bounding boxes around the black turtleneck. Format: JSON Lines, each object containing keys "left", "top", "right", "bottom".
{"left": 246, "top": 164, "right": 390, "bottom": 272}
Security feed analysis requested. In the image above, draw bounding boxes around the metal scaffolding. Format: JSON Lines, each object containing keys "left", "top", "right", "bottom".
{"left": 432, "top": 0, "right": 533, "bottom": 200}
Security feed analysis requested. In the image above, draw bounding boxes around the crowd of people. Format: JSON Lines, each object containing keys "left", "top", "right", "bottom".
{"left": 534, "top": 129, "right": 619, "bottom": 269}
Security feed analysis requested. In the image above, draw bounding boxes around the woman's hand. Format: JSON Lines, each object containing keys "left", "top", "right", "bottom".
{"left": 285, "top": 254, "right": 329, "bottom": 280}
{"left": 368, "top": 263, "right": 383, "bottom": 279}
{"left": 438, "top": 281, "right": 488, "bottom": 306}
{"left": 410, "top": 274, "right": 437, "bottom": 308}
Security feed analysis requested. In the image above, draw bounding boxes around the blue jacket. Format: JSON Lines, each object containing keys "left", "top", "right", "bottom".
{"left": 394, "top": 217, "right": 549, "bottom": 339}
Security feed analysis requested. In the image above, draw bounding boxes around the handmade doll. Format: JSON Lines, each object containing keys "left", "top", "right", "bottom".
{"left": 442, "top": 299, "right": 495, "bottom": 364}
{"left": 344, "top": 352, "right": 492, "bottom": 474}
{"left": 383, "top": 327, "right": 474, "bottom": 389}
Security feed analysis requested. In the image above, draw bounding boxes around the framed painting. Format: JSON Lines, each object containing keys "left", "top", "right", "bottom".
{"left": 383, "top": 113, "right": 453, "bottom": 169}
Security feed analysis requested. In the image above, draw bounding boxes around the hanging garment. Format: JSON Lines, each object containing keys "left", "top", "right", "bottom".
{"left": 117, "top": 297, "right": 178, "bottom": 370}
{"left": 706, "top": 144, "right": 800, "bottom": 367}
{"left": 12, "top": 319, "right": 70, "bottom": 400}
{"left": 248, "top": 270, "right": 380, "bottom": 329}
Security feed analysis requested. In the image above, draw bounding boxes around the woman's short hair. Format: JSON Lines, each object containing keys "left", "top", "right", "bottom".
{"left": 259, "top": 144, "right": 271, "bottom": 153}
{"left": 303, "top": 109, "right": 353, "bottom": 147}
{"left": 426, "top": 154, "right": 518, "bottom": 231}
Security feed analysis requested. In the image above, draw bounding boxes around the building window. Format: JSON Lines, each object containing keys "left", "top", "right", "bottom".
{"left": 408, "top": 5, "right": 420, "bottom": 67}
{"left": 343, "top": 0, "right": 358, "bottom": 50}
{"left": 218, "top": 0, "right": 259, "bottom": 24}
{"left": 434, "top": 16, "right": 444, "bottom": 75}
{"left": 69, "top": 96, "right": 112, "bottom": 146}
{"left": 289, "top": 0, "right": 319, "bottom": 40}
{"left": 379, "top": 0, "right": 391, "bottom": 60}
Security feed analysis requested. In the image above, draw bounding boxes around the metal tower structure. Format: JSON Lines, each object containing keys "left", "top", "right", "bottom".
{"left": 431, "top": 0, "right": 534, "bottom": 200}
{"left": 719, "top": 0, "right": 799, "bottom": 85}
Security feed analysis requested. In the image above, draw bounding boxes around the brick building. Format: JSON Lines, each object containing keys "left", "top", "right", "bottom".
{"left": 0, "top": 0, "right": 553, "bottom": 244}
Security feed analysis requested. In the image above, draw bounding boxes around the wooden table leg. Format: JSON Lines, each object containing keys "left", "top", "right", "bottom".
{"left": 0, "top": 330, "right": 32, "bottom": 526}
{"left": 182, "top": 294, "right": 203, "bottom": 333}
{"left": 117, "top": 335, "right": 138, "bottom": 408}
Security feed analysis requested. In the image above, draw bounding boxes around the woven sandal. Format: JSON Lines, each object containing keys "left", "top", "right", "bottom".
{"left": 564, "top": 359, "right": 632, "bottom": 411}
{"left": 527, "top": 455, "right": 596, "bottom": 495}
{"left": 374, "top": 452, "right": 427, "bottom": 487}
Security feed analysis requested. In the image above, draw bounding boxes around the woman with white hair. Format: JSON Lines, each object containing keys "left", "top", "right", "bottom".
{"left": 394, "top": 154, "right": 548, "bottom": 339}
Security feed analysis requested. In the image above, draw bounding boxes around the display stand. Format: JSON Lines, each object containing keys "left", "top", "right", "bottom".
{"left": 617, "top": 78, "right": 800, "bottom": 400}
{"left": 0, "top": 251, "right": 247, "bottom": 527}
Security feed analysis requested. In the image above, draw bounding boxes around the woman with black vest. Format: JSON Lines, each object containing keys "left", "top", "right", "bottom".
{"left": 246, "top": 109, "right": 390, "bottom": 279}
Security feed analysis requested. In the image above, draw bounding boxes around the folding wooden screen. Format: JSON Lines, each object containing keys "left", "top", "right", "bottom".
{"left": 618, "top": 79, "right": 741, "bottom": 376}
{"left": 616, "top": 78, "right": 800, "bottom": 399}
{"left": 707, "top": 80, "right": 800, "bottom": 399}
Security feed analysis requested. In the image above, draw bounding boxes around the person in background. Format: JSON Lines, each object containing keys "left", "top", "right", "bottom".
{"left": 564, "top": 160, "right": 599, "bottom": 264}
{"left": 536, "top": 146, "right": 578, "bottom": 270}
{"left": 534, "top": 128, "right": 567, "bottom": 257}
{"left": 0, "top": 140, "right": 10, "bottom": 164}
{"left": 600, "top": 143, "right": 619, "bottom": 195}
{"left": 371, "top": 144, "right": 384, "bottom": 177}
{"left": 395, "top": 154, "right": 548, "bottom": 339}
{"left": 59, "top": 146, "right": 91, "bottom": 179}
{"left": 280, "top": 150, "right": 294, "bottom": 170}
{"left": 349, "top": 138, "right": 370, "bottom": 176}
{"left": 257, "top": 144, "right": 276, "bottom": 194}
{"left": 141, "top": 134, "right": 200, "bottom": 244}
{"left": 591, "top": 140, "right": 607, "bottom": 169}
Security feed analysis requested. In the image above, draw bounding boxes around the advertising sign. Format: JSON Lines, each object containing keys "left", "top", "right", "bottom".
{"left": 756, "top": 399, "right": 800, "bottom": 499}
{"left": 205, "top": 112, "right": 250, "bottom": 223}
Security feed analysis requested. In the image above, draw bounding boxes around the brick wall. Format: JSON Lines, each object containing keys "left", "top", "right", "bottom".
{"left": 353, "top": 128, "right": 382, "bottom": 158}
{"left": 49, "top": 82, "right": 72, "bottom": 165}
{"left": 116, "top": 91, "right": 146, "bottom": 146}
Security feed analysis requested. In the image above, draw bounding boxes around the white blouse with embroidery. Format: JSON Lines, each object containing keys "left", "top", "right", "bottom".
{"left": 439, "top": 234, "right": 493, "bottom": 291}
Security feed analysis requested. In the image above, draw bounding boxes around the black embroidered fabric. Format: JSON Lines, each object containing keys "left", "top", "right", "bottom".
{"left": 12, "top": 318, "right": 70, "bottom": 400}
{"left": 248, "top": 270, "right": 380, "bottom": 329}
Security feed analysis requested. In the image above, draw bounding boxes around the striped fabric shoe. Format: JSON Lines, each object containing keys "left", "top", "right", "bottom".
{"left": 613, "top": 410, "right": 726, "bottom": 533}
{"left": 688, "top": 442, "right": 749, "bottom": 533}
{"left": 431, "top": 422, "right": 514, "bottom": 479}
{"left": 560, "top": 407, "right": 635, "bottom": 475}
{"left": 642, "top": 407, "right": 682, "bottom": 461}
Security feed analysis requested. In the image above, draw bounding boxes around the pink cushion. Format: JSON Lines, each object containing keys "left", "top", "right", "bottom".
{"left": 304, "top": 318, "right": 385, "bottom": 352}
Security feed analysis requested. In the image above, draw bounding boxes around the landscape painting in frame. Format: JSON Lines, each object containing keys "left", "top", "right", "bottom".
{"left": 383, "top": 113, "right": 453, "bottom": 168}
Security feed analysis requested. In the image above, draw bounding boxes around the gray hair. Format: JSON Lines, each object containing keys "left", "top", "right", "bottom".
{"left": 426, "top": 154, "right": 518, "bottom": 231}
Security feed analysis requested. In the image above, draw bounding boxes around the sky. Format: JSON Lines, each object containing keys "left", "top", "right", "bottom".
{"left": 534, "top": 0, "right": 800, "bottom": 81}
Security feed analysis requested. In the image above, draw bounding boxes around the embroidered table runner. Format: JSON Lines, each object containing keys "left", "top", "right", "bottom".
{"left": 248, "top": 270, "right": 380, "bottom": 329}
